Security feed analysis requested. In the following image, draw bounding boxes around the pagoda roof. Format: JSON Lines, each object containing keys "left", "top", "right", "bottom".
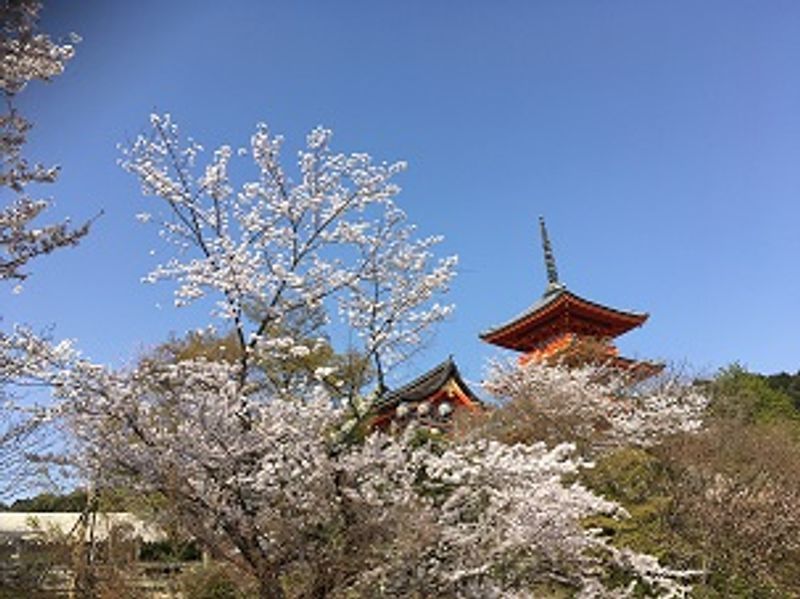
{"left": 480, "top": 287, "right": 648, "bottom": 352}
{"left": 373, "top": 357, "right": 481, "bottom": 412}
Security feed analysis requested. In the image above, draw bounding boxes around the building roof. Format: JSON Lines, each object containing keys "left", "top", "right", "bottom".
{"left": 480, "top": 287, "right": 648, "bottom": 352}
{"left": 0, "top": 512, "right": 165, "bottom": 543}
{"left": 373, "top": 357, "right": 481, "bottom": 412}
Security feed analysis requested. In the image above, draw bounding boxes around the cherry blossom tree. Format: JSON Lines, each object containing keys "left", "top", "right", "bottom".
{"left": 120, "top": 114, "right": 456, "bottom": 404}
{"left": 51, "top": 354, "right": 696, "bottom": 598}
{"left": 0, "top": 0, "right": 91, "bottom": 500}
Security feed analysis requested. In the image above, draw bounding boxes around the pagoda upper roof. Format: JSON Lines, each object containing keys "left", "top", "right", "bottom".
{"left": 479, "top": 286, "right": 648, "bottom": 352}
{"left": 373, "top": 357, "right": 481, "bottom": 412}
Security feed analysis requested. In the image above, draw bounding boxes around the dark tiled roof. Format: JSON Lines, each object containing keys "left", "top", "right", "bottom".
{"left": 373, "top": 357, "right": 481, "bottom": 412}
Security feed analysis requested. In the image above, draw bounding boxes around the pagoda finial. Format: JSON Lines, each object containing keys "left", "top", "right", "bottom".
{"left": 538, "top": 216, "right": 564, "bottom": 294}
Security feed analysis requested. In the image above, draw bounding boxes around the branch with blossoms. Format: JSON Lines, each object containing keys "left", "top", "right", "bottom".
{"left": 478, "top": 359, "right": 708, "bottom": 454}
{"left": 341, "top": 434, "right": 699, "bottom": 597}
{"left": 0, "top": 0, "right": 90, "bottom": 283}
{"left": 0, "top": 324, "right": 82, "bottom": 498}
{"left": 120, "top": 115, "right": 455, "bottom": 409}
{"left": 339, "top": 202, "right": 456, "bottom": 392}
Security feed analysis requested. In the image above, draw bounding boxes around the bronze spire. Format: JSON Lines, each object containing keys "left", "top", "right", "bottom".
{"left": 539, "top": 216, "right": 564, "bottom": 295}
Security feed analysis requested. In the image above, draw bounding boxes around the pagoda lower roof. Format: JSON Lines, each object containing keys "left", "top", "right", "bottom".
{"left": 372, "top": 357, "right": 481, "bottom": 413}
{"left": 480, "top": 288, "right": 648, "bottom": 352}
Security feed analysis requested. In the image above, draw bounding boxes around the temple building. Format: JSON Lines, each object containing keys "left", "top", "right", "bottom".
{"left": 370, "top": 357, "right": 482, "bottom": 432}
{"left": 480, "top": 217, "right": 662, "bottom": 378}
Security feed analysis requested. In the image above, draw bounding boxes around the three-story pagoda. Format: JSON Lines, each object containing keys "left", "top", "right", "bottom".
{"left": 480, "top": 217, "right": 662, "bottom": 378}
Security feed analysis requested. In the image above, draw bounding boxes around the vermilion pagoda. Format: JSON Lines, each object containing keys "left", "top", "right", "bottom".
{"left": 480, "top": 217, "right": 662, "bottom": 378}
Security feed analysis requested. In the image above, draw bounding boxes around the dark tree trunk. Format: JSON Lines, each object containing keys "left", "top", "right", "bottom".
{"left": 258, "top": 571, "right": 285, "bottom": 599}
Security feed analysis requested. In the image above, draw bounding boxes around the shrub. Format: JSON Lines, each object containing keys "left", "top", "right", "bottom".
{"left": 178, "top": 563, "right": 257, "bottom": 599}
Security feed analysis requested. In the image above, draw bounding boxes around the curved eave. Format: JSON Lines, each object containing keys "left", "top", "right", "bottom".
{"left": 480, "top": 289, "right": 648, "bottom": 351}
{"left": 373, "top": 357, "right": 482, "bottom": 413}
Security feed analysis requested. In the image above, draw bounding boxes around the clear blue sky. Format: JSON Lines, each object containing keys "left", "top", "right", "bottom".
{"left": 5, "top": 1, "right": 800, "bottom": 388}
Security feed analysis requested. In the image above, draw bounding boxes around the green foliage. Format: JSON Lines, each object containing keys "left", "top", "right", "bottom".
{"left": 581, "top": 366, "right": 800, "bottom": 597}
{"left": 582, "top": 448, "right": 690, "bottom": 566}
{"left": 147, "top": 323, "right": 373, "bottom": 404}
{"left": 407, "top": 425, "right": 448, "bottom": 450}
{"left": 583, "top": 448, "right": 666, "bottom": 505}
{"left": 708, "top": 364, "right": 800, "bottom": 425}
{"left": 765, "top": 370, "right": 800, "bottom": 412}
{"left": 138, "top": 539, "right": 201, "bottom": 562}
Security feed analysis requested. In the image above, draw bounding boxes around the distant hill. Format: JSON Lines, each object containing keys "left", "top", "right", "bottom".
{"left": 0, "top": 489, "right": 87, "bottom": 512}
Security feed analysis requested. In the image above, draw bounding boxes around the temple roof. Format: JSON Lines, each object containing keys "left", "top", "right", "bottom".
{"left": 479, "top": 286, "right": 648, "bottom": 352}
{"left": 373, "top": 357, "right": 481, "bottom": 412}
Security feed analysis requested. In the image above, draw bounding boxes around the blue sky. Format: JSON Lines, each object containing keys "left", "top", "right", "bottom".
{"left": 5, "top": 1, "right": 800, "bottom": 388}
